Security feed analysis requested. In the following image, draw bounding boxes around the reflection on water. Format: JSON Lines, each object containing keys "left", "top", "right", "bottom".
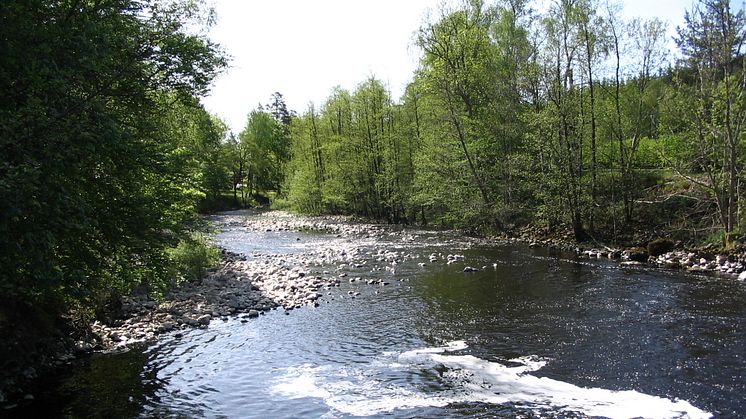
{"left": 20, "top": 213, "right": 746, "bottom": 418}
{"left": 18, "top": 346, "right": 153, "bottom": 418}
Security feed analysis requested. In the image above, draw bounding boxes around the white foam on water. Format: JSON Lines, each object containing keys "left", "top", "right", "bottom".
{"left": 271, "top": 367, "right": 332, "bottom": 400}
{"left": 270, "top": 363, "right": 450, "bottom": 416}
{"left": 270, "top": 342, "right": 712, "bottom": 418}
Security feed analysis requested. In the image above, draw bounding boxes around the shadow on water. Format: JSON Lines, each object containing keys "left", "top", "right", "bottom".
{"left": 12, "top": 344, "right": 157, "bottom": 418}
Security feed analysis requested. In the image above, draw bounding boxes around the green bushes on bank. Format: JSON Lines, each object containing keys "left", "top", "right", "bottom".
{"left": 0, "top": 0, "right": 227, "bottom": 311}
{"left": 168, "top": 233, "right": 221, "bottom": 285}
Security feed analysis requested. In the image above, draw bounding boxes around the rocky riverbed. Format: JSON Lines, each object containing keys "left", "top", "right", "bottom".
{"left": 90, "top": 211, "right": 746, "bottom": 351}
{"left": 572, "top": 243, "right": 746, "bottom": 278}
{"left": 89, "top": 210, "right": 470, "bottom": 352}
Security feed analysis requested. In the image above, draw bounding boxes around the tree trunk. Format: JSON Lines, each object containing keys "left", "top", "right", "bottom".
{"left": 582, "top": 20, "right": 597, "bottom": 233}
{"left": 444, "top": 86, "right": 491, "bottom": 206}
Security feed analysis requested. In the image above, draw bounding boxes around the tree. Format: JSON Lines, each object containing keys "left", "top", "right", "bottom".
{"left": 278, "top": 0, "right": 743, "bottom": 249}
{"left": 223, "top": 133, "right": 244, "bottom": 203}
{"left": 534, "top": 0, "right": 592, "bottom": 241}
{"left": 619, "top": 16, "right": 668, "bottom": 223}
{"left": 160, "top": 96, "right": 230, "bottom": 205}
{"left": 268, "top": 92, "right": 293, "bottom": 126}
{"left": 239, "top": 107, "right": 291, "bottom": 199}
{"left": 576, "top": 0, "right": 605, "bottom": 231}
{"left": 416, "top": 0, "right": 498, "bottom": 209}
{"left": 672, "top": 0, "right": 746, "bottom": 244}
{"left": 0, "top": 0, "right": 226, "bottom": 306}
{"left": 492, "top": 0, "right": 534, "bottom": 209}
{"left": 285, "top": 105, "right": 323, "bottom": 213}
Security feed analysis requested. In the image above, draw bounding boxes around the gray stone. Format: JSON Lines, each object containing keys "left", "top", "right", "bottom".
{"left": 196, "top": 315, "right": 212, "bottom": 326}
{"left": 22, "top": 367, "right": 36, "bottom": 379}
{"left": 159, "top": 322, "right": 176, "bottom": 332}
{"left": 74, "top": 340, "right": 93, "bottom": 354}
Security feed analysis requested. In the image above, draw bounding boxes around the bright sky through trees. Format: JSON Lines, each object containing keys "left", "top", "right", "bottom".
{"left": 202, "top": 0, "right": 692, "bottom": 133}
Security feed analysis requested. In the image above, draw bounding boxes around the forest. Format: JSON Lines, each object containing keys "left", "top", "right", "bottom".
{"left": 277, "top": 0, "right": 746, "bottom": 248}
{"left": 1, "top": 0, "right": 745, "bottom": 315}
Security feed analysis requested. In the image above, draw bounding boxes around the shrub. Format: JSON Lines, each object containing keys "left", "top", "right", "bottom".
{"left": 168, "top": 233, "right": 220, "bottom": 284}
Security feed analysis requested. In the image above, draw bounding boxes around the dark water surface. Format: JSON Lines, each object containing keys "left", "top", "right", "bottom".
{"left": 17, "top": 213, "right": 746, "bottom": 418}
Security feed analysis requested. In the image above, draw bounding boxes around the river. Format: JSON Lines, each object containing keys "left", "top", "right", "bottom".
{"left": 17, "top": 211, "right": 746, "bottom": 418}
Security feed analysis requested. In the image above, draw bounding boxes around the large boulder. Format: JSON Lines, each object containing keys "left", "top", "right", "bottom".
{"left": 647, "top": 238, "right": 675, "bottom": 257}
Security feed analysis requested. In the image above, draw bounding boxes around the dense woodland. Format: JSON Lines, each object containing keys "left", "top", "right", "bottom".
{"left": 1, "top": 0, "right": 745, "bottom": 315}
{"left": 1, "top": 0, "right": 228, "bottom": 312}
{"left": 280, "top": 0, "right": 746, "bottom": 247}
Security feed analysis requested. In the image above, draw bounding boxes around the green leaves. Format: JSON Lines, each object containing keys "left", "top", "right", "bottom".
{"left": 167, "top": 232, "right": 220, "bottom": 286}
{"left": 238, "top": 107, "right": 291, "bottom": 198}
{"left": 0, "top": 0, "right": 227, "bottom": 308}
{"left": 670, "top": 0, "right": 746, "bottom": 238}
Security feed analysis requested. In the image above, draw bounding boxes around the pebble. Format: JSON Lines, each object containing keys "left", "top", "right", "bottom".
{"left": 575, "top": 245, "right": 746, "bottom": 278}
{"left": 87, "top": 210, "right": 481, "bottom": 353}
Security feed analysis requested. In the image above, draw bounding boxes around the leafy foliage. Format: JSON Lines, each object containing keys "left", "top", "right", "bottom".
{"left": 0, "top": 0, "right": 227, "bottom": 308}
{"left": 167, "top": 232, "right": 221, "bottom": 285}
{"left": 3, "top": 0, "right": 744, "bottom": 318}
{"left": 281, "top": 0, "right": 746, "bottom": 246}
{"left": 237, "top": 105, "right": 292, "bottom": 203}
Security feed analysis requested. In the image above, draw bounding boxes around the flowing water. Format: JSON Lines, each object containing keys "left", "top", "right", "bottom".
{"left": 18, "top": 212, "right": 746, "bottom": 418}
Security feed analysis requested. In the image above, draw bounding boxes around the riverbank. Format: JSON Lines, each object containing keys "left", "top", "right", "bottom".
{"left": 1, "top": 249, "right": 341, "bottom": 408}
{"left": 502, "top": 224, "right": 746, "bottom": 279}
{"left": 52, "top": 211, "right": 746, "bottom": 356}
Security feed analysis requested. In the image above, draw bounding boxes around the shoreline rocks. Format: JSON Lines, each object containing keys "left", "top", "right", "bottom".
{"left": 650, "top": 250, "right": 745, "bottom": 275}
{"left": 87, "top": 210, "right": 460, "bottom": 353}
{"left": 578, "top": 243, "right": 746, "bottom": 278}
{"left": 573, "top": 244, "right": 746, "bottom": 278}
{"left": 499, "top": 223, "right": 746, "bottom": 279}
{"left": 89, "top": 250, "right": 347, "bottom": 351}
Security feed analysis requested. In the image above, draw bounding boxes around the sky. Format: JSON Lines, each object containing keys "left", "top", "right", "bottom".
{"left": 201, "top": 0, "right": 696, "bottom": 133}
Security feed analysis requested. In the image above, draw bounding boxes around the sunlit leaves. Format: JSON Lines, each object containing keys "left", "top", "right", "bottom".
{"left": 0, "top": 0, "right": 227, "bottom": 306}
